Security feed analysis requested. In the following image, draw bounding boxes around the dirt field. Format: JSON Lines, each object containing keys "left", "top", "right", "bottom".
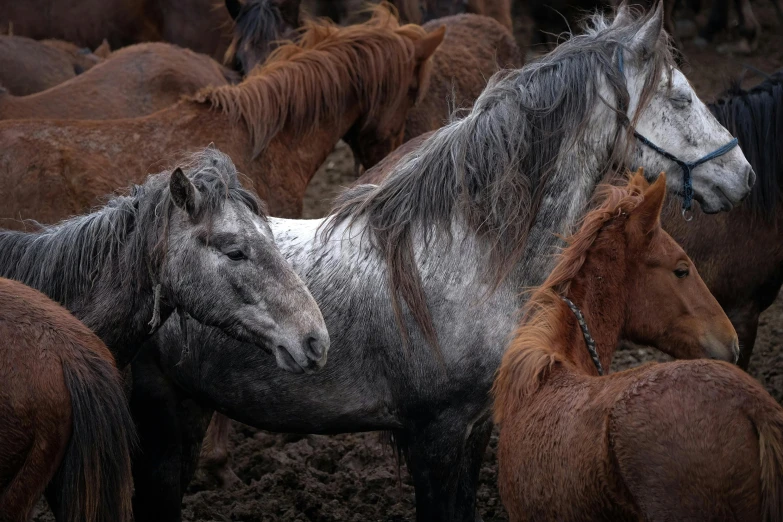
{"left": 29, "top": 3, "right": 783, "bottom": 521}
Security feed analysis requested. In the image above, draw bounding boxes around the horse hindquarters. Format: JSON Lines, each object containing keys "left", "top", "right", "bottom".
{"left": 610, "top": 362, "right": 783, "bottom": 521}
{"left": 45, "top": 351, "right": 135, "bottom": 522}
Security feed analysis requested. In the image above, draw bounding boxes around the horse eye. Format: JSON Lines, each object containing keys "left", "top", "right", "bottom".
{"left": 671, "top": 94, "right": 692, "bottom": 107}
{"left": 225, "top": 249, "right": 247, "bottom": 261}
{"left": 674, "top": 267, "right": 689, "bottom": 279}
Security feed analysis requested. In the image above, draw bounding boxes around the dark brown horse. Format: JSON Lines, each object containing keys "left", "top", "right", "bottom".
{"left": 0, "top": 35, "right": 103, "bottom": 95}
{"left": 224, "top": 0, "right": 302, "bottom": 74}
{"left": 0, "top": 6, "right": 443, "bottom": 225}
{"left": 494, "top": 172, "right": 783, "bottom": 521}
{"left": 0, "top": 277, "right": 135, "bottom": 522}
{"left": 0, "top": 42, "right": 236, "bottom": 121}
{"left": 663, "top": 70, "right": 783, "bottom": 369}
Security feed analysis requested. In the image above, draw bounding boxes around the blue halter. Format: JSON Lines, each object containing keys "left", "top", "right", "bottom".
{"left": 617, "top": 51, "right": 739, "bottom": 215}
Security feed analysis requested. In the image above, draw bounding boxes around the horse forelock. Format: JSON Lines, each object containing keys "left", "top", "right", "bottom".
{"left": 710, "top": 71, "right": 783, "bottom": 219}
{"left": 323, "top": 6, "right": 673, "bottom": 353}
{"left": 196, "top": 4, "right": 426, "bottom": 158}
{"left": 492, "top": 179, "right": 647, "bottom": 423}
{"left": 0, "top": 148, "right": 262, "bottom": 309}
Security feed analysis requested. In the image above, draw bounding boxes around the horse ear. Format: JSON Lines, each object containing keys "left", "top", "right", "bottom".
{"left": 225, "top": 0, "right": 242, "bottom": 20}
{"left": 170, "top": 168, "right": 201, "bottom": 217}
{"left": 627, "top": 167, "right": 649, "bottom": 191}
{"left": 631, "top": 172, "right": 666, "bottom": 234}
{"left": 629, "top": 0, "right": 663, "bottom": 58}
{"left": 411, "top": 26, "right": 445, "bottom": 104}
{"left": 611, "top": 2, "right": 633, "bottom": 28}
{"left": 94, "top": 39, "right": 111, "bottom": 59}
{"left": 414, "top": 25, "right": 445, "bottom": 62}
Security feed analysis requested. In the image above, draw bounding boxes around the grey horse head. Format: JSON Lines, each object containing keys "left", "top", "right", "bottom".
{"left": 157, "top": 148, "right": 329, "bottom": 373}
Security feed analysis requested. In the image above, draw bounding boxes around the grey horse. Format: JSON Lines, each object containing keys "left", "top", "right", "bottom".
{"left": 137, "top": 5, "right": 753, "bottom": 521}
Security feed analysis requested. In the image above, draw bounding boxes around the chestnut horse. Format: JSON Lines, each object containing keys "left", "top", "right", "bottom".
{"left": 0, "top": 6, "right": 443, "bottom": 225}
{"left": 0, "top": 42, "right": 237, "bottom": 121}
{"left": 0, "top": 35, "right": 103, "bottom": 95}
{"left": 0, "top": 278, "right": 135, "bottom": 522}
{"left": 493, "top": 172, "right": 783, "bottom": 521}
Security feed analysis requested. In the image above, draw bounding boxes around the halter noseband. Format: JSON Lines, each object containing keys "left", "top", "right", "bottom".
{"left": 617, "top": 51, "right": 739, "bottom": 217}
{"left": 561, "top": 296, "right": 604, "bottom": 376}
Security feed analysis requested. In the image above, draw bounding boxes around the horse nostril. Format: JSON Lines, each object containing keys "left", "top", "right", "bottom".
{"left": 747, "top": 166, "right": 757, "bottom": 190}
{"left": 305, "top": 336, "right": 325, "bottom": 361}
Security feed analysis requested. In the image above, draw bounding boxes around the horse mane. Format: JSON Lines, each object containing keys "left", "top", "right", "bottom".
{"left": 223, "top": 0, "right": 300, "bottom": 73}
{"left": 709, "top": 70, "right": 783, "bottom": 219}
{"left": 492, "top": 177, "right": 647, "bottom": 424}
{"left": 194, "top": 4, "right": 427, "bottom": 158}
{"left": 323, "top": 7, "right": 674, "bottom": 353}
{"left": 0, "top": 148, "right": 264, "bottom": 309}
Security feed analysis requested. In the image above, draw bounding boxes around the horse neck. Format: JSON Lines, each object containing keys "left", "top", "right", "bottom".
{"left": 0, "top": 222, "right": 171, "bottom": 369}
{"left": 260, "top": 100, "right": 364, "bottom": 208}
{"left": 508, "top": 119, "right": 620, "bottom": 291}
{"left": 553, "top": 237, "right": 628, "bottom": 375}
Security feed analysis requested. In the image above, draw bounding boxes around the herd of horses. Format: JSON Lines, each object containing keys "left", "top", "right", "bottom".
{"left": 1, "top": 0, "right": 783, "bottom": 521}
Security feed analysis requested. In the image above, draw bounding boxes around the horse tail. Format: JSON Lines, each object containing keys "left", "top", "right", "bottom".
{"left": 757, "top": 407, "right": 783, "bottom": 521}
{"left": 48, "top": 350, "right": 136, "bottom": 522}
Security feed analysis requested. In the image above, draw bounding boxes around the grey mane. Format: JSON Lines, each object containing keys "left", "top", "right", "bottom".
{"left": 0, "top": 148, "right": 264, "bottom": 309}
{"left": 324, "top": 8, "right": 674, "bottom": 350}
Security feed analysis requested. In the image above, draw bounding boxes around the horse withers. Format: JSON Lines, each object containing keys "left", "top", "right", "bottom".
{"left": 0, "top": 278, "right": 135, "bottom": 522}
{"left": 495, "top": 172, "right": 783, "bottom": 521}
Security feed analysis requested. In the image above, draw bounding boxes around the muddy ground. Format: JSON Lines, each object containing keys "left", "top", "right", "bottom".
{"left": 29, "top": 3, "right": 783, "bottom": 521}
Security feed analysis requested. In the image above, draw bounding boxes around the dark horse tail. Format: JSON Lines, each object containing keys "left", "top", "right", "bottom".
{"left": 47, "top": 349, "right": 136, "bottom": 522}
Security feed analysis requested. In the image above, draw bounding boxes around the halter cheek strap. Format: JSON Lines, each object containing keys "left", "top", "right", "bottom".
{"left": 561, "top": 296, "right": 604, "bottom": 376}
{"left": 617, "top": 51, "right": 739, "bottom": 215}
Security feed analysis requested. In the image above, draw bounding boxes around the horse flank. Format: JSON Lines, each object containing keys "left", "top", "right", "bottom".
{"left": 323, "top": 7, "right": 674, "bottom": 352}
{"left": 709, "top": 71, "right": 783, "bottom": 219}
{"left": 0, "top": 148, "right": 263, "bottom": 309}
{"left": 194, "top": 4, "right": 427, "bottom": 157}
{"left": 492, "top": 179, "right": 647, "bottom": 424}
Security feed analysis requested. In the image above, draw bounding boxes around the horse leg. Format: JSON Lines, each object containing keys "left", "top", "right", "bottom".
{"left": 129, "top": 350, "right": 185, "bottom": 522}
{"left": 198, "top": 412, "right": 240, "bottom": 488}
{"left": 0, "top": 434, "right": 61, "bottom": 522}
{"left": 734, "top": 0, "right": 761, "bottom": 50}
{"left": 699, "top": 0, "right": 730, "bottom": 42}
{"left": 399, "top": 413, "right": 477, "bottom": 522}
{"left": 456, "top": 418, "right": 493, "bottom": 522}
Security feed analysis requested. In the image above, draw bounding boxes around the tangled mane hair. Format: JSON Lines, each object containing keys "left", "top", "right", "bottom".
{"left": 0, "top": 147, "right": 263, "bottom": 309}
{"left": 709, "top": 70, "right": 783, "bottom": 220}
{"left": 492, "top": 171, "right": 650, "bottom": 424}
{"left": 193, "top": 3, "right": 428, "bottom": 158}
{"left": 323, "top": 6, "right": 674, "bottom": 353}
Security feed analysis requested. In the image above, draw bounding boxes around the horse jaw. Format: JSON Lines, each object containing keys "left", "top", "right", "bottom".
{"left": 631, "top": 69, "right": 754, "bottom": 213}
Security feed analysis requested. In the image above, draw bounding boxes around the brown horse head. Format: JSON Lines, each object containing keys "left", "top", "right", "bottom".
{"left": 343, "top": 21, "right": 445, "bottom": 171}
{"left": 620, "top": 172, "right": 739, "bottom": 362}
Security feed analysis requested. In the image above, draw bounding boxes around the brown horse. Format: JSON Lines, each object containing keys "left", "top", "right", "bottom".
{"left": 493, "top": 172, "right": 783, "bottom": 521}
{"left": 0, "top": 43, "right": 239, "bottom": 120}
{"left": 0, "top": 7, "right": 443, "bottom": 226}
{"left": 402, "top": 14, "right": 521, "bottom": 142}
{"left": 0, "top": 277, "right": 135, "bottom": 522}
{"left": 0, "top": 35, "right": 103, "bottom": 95}
{"left": 0, "top": 42, "right": 236, "bottom": 121}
